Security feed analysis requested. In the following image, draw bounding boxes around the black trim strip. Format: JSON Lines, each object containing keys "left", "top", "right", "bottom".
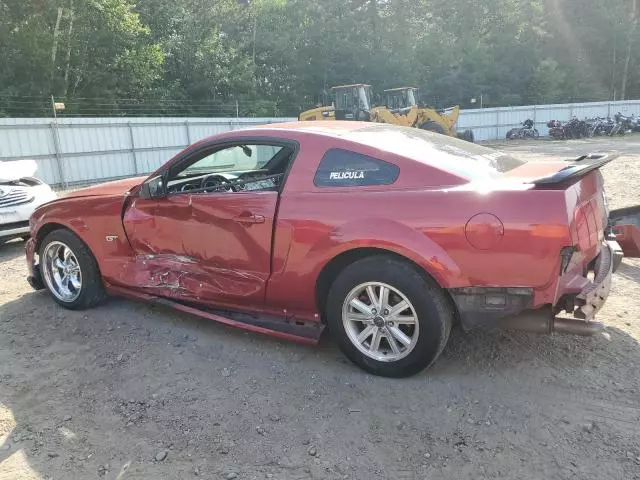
{"left": 0, "top": 220, "right": 29, "bottom": 231}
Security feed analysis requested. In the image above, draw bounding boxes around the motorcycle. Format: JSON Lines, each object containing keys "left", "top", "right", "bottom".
{"left": 506, "top": 119, "right": 539, "bottom": 140}
{"left": 562, "top": 117, "right": 591, "bottom": 139}
{"left": 547, "top": 120, "right": 565, "bottom": 139}
{"left": 548, "top": 113, "right": 639, "bottom": 140}
{"left": 587, "top": 117, "right": 612, "bottom": 136}
{"left": 614, "top": 113, "right": 638, "bottom": 135}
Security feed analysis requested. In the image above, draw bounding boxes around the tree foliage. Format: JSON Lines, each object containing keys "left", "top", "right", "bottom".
{"left": 1, "top": 0, "right": 639, "bottom": 116}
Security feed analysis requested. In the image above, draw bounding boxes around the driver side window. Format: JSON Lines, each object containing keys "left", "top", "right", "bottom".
{"left": 184, "top": 145, "right": 282, "bottom": 175}
{"left": 166, "top": 143, "right": 292, "bottom": 195}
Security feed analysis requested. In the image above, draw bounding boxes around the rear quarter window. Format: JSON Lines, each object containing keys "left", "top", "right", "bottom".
{"left": 314, "top": 148, "right": 399, "bottom": 187}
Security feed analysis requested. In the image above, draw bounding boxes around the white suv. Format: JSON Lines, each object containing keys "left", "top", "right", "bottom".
{"left": 0, "top": 160, "right": 57, "bottom": 243}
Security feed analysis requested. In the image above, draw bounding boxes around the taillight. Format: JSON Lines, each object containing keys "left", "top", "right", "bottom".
{"left": 574, "top": 204, "right": 591, "bottom": 251}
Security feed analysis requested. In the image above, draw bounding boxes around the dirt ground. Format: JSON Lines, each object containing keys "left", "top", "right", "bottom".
{"left": 1, "top": 136, "right": 640, "bottom": 480}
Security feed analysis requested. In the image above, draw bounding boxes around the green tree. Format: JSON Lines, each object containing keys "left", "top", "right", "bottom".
{"left": 0, "top": 0, "right": 164, "bottom": 115}
{"left": 2, "top": 0, "right": 639, "bottom": 116}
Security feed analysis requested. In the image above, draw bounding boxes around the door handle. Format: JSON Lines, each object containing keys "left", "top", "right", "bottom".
{"left": 233, "top": 212, "right": 265, "bottom": 224}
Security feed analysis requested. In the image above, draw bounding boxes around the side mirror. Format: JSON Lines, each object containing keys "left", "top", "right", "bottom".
{"left": 139, "top": 175, "right": 166, "bottom": 199}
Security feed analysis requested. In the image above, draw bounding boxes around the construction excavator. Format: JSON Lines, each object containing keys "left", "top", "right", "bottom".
{"left": 298, "top": 84, "right": 474, "bottom": 142}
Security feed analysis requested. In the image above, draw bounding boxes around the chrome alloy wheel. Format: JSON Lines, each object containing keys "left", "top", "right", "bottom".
{"left": 42, "top": 241, "right": 82, "bottom": 302}
{"left": 342, "top": 282, "right": 419, "bottom": 362}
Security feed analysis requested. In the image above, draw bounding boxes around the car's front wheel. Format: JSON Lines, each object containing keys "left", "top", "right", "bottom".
{"left": 39, "top": 229, "right": 106, "bottom": 310}
{"left": 326, "top": 256, "right": 453, "bottom": 377}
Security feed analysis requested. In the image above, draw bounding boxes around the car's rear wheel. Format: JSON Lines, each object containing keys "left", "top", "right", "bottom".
{"left": 39, "top": 229, "right": 106, "bottom": 310}
{"left": 326, "top": 256, "right": 453, "bottom": 377}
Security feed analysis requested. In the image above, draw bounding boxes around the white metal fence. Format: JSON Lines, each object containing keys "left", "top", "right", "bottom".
{"left": 1, "top": 99, "right": 639, "bottom": 187}
{"left": 0, "top": 117, "right": 295, "bottom": 187}
{"left": 458, "top": 99, "right": 640, "bottom": 141}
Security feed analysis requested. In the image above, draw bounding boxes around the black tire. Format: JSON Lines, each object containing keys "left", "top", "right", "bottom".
{"left": 39, "top": 228, "right": 106, "bottom": 310}
{"left": 326, "top": 255, "right": 453, "bottom": 377}
{"left": 419, "top": 120, "right": 446, "bottom": 135}
{"left": 461, "top": 129, "right": 474, "bottom": 143}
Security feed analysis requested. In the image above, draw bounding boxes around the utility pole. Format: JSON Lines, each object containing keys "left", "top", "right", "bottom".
{"left": 621, "top": 0, "right": 639, "bottom": 100}
{"left": 51, "top": 95, "right": 58, "bottom": 120}
{"left": 50, "top": 95, "right": 66, "bottom": 189}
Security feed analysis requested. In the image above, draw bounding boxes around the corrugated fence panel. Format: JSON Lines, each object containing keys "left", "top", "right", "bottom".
{"left": 61, "top": 152, "right": 135, "bottom": 184}
{"left": 136, "top": 148, "right": 184, "bottom": 174}
{"left": 58, "top": 123, "right": 131, "bottom": 153}
{"left": 134, "top": 123, "right": 187, "bottom": 149}
{"left": 188, "top": 122, "right": 232, "bottom": 142}
{"left": 0, "top": 119, "right": 60, "bottom": 184}
{"left": 0, "top": 121, "right": 55, "bottom": 158}
{"left": 1, "top": 104, "right": 638, "bottom": 187}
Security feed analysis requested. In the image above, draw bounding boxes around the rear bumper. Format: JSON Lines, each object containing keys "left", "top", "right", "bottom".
{"left": 450, "top": 240, "right": 621, "bottom": 330}
{"left": 573, "top": 240, "right": 620, "bottom": 320}
{"left": 556, "top": 240, "right": 621, "bottom": 321}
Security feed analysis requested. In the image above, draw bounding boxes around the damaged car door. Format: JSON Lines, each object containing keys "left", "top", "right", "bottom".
{"left": 122, "top": 141, "right": 295, "bottom": 306}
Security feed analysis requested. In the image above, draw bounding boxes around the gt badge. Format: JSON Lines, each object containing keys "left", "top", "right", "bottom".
{"left": 105, "top": 235, "right": 119, "bottom": 242}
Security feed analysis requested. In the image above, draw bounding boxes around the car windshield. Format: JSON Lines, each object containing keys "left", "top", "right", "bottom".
{"left": 346, "top": 125, "right": 526, "bottom": 180}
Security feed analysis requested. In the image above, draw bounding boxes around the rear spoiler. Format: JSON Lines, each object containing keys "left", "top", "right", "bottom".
{"left": 532, "top": 152, "right": 618, "bottom": 186}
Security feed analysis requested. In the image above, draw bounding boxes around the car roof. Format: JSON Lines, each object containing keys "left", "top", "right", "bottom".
{"left": 255, "top": 120, "right": 369, "bottom": 137}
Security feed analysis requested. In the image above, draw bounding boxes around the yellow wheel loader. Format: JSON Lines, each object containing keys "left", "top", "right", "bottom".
{"left": 298, "top": 84, "right": 372, "bottom": 121}
{"left": 299, "top": 84, "right": 474, "bottom": 142}
{"left": 371, "top": 87, "right": 474, "bottom": 142}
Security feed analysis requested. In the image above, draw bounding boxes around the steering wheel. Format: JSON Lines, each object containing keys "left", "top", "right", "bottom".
{"left": 200, "top": 174, "right": 235, "bottom": 193}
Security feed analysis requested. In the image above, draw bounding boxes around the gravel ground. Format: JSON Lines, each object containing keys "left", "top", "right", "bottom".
{"left": 1, "top": 136, "right": 640, "bottom": 480}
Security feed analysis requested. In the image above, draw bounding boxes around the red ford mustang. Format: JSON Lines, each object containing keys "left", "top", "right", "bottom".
{"left": 25, "top": 122, "right": 628, "bottom": 377}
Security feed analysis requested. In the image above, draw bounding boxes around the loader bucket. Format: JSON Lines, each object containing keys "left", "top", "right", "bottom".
{"left": 609, "top": 205, "right": 640, "bottom": 258}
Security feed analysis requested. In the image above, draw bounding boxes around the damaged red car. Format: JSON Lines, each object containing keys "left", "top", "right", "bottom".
{"left": 25, "top": 122, "right": 636, "bottom": 377}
